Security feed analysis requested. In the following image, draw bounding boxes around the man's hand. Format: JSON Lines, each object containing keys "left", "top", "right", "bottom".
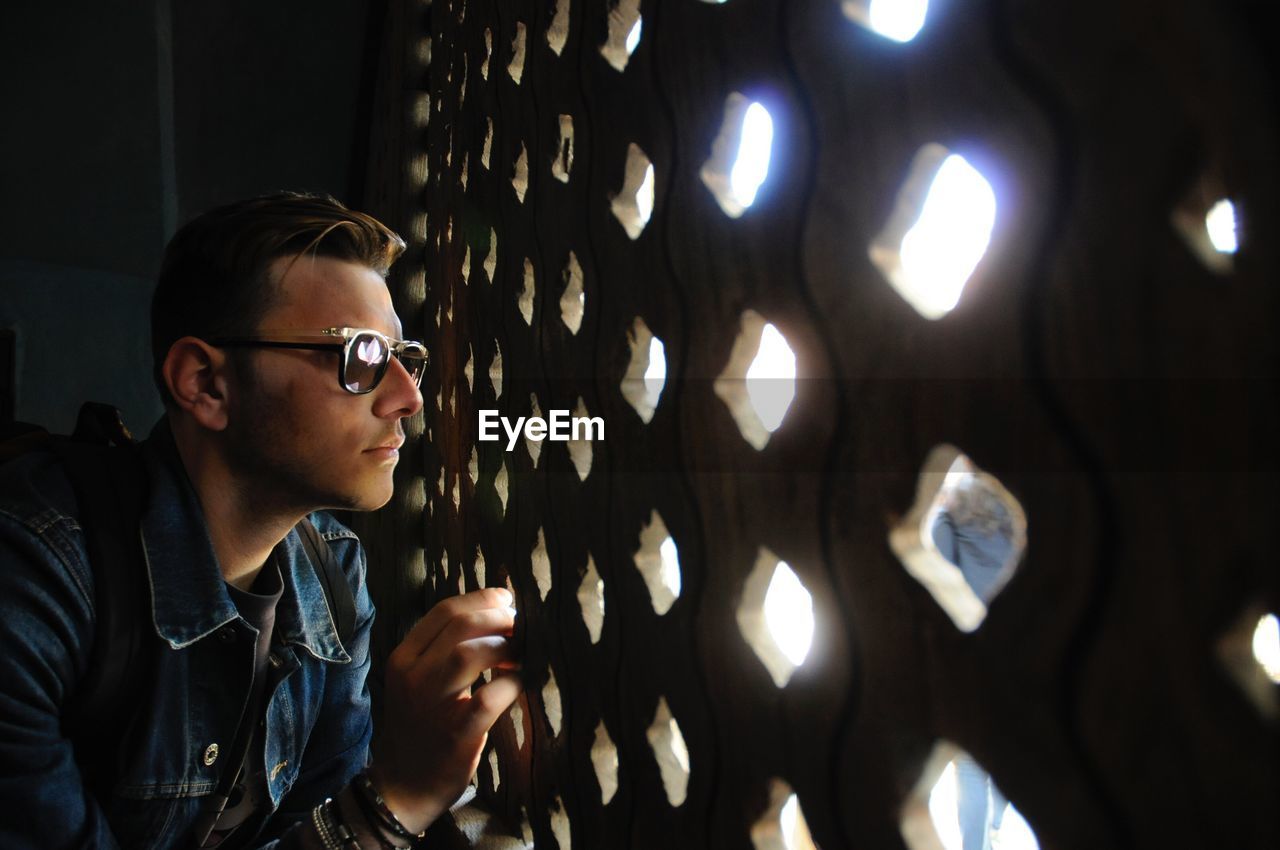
{"left": 369, "top": 587, "right": 521, "bottom": 833}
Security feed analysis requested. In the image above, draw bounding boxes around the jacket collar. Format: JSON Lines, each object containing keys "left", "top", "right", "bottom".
{"left": 137, "top": 418, "right": 350, "bottom": 662}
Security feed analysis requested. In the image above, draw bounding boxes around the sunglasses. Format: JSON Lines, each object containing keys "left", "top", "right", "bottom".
{"left": 209, "top": 327, "right": 428, "bottom": 394}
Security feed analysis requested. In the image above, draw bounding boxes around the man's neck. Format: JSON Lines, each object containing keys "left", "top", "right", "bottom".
{"left": 169, "top": 419, "right": 304, "bottom": 591}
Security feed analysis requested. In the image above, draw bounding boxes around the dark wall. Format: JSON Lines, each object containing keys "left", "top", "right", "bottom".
{"left": 171, "top": 1, "right": 371, "bottom": 223}
{"left": 0, "top": 0, "right": 372, "bottom": 431}
{"left": 1, "top": 1, "right": 174, "bottom": 279}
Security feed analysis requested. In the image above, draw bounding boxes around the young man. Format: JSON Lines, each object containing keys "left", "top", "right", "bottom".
{"left": 0, "top": 193, "right": 520, "bottom": 848}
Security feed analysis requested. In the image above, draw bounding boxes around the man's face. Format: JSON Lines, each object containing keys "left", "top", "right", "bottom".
{"left": 222, "top": 254, "right": 423, "bottom": 513}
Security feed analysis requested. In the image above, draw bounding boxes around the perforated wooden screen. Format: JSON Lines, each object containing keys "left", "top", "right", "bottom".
{"left": 351, "top": 0, "right": 1279, "bottom": 847}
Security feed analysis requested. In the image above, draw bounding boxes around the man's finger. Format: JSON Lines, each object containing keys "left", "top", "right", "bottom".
{"left": 418, "top": 635, "right": 517, "bottom": 697}
{"left": 461, "top": 673, "right": 523, "bottom": 739}
{"left": 420, "top": 606, "right": 515, "bottom": 665}
{"left": 393, "top": 587, "right": 514, "bottom": 662}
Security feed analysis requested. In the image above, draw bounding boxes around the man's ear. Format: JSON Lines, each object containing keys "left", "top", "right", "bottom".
{"left": 162, "top": 337, "right": 234, "bottom": 431}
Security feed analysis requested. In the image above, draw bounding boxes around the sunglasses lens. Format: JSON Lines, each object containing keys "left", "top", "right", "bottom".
{"left": 344, "top": 332, "right": 389, "bottom": 392}
{"left": 398, "top": 346, "right": 427, "bottom": 387}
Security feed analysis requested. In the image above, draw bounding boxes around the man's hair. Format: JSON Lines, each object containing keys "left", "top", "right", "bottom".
{"left": 150, "top": 191, "right": 406, "bottom": 406}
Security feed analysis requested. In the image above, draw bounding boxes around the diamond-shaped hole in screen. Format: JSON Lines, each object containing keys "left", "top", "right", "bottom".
{"left": 1217, "top": 602, "right": 1280, "bottom": 719}
{"left": 566, "top": 397, "right": 596, "bottom": 481}
{"left": 549, "top": 795, "right": 571, "bottom": 849}
{"left": 842, "top": 0, "right": 929, "bottom": 43}
{"left": 889, "top": 445, "right": 1027, "bottom": 632}
{"left": 869, "top": 143, "right": 997, "bottom": 320}
{"left": 542, "top": 666, "right": 563, "bottom": 737}
{"left": 519, "top": 258, "right": 535, "bottom": 325}
{"left": 901, "top": 741, "right": 1041, "bottom": 850}
{"left": 532, "top": 526, "right": 552, "bottom": 601}
{"left": 620, "top": 317, "right": 666, "bottom": 424}
{"left": 508, "top": 22, "right": 526, "bottom": 83}
{"left": 578, "top": 555, "right": 605, "bottom": 644}
{"left": 488, "top": 748, "right": 500, "bottom": 792}
{"left": 512, "top": 143, "right": 529, "bottom": 203}
{"left": 633, "top": 510, "right": 681, "bottom": 615}
{"left": 750, "top": 778, "right": 818, "bottom": 850}
{"left": 592, "top": 719, "right": 619, "bottom": 805}
{"left": 547, "top": 0, "right": 569, "bottom": 55}
{"left": 737, "top": 547, "right": 816, "bottom": 688}
{"left": 646, "top": 696, "right": 690, "bottom": 807}
{"left": 527, "top": 394, "right": 543, "bottom": 468}
{"left": 553, "top": 114, "right": 575, "bottom": 184}
{"left": 610, "top": 143, "right": 655, "bottom": 239}
{"left": 510, "top": 701, "right": 526, "bottom": 750}
{"left": 713, "top": 310, "right": 796, "bottom": 451}
{"left": 700, "top": 93, "right": 775, "bottom": 218}
{"left": 1172, "top": 170, "right": 1239, "bottom": 276}
{"left": 560, "top": 250, "right": 584, "bottom": 333}
{"left": 599, "top": 0, "right": 641, "bottom": 72}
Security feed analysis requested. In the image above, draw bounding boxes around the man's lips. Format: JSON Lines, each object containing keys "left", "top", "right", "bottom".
{"left": 365, "top": 438, "right": 405, "bottom": 453}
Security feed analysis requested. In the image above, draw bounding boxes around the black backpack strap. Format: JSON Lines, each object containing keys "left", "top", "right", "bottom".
{"left": 51, "top": 406, "right": 152, "bottom": 793}
{"left": 296, "top": 516, "right": 356, "bottom": 648}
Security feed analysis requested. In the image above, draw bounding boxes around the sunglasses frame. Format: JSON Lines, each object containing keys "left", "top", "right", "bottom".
{"left": 209, "top": 327, "right": 428, "bottom": 395}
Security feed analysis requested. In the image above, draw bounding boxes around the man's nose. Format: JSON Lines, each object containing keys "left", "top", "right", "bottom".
{"left": 374, "top": 355, "right": 424, "bottom": 418}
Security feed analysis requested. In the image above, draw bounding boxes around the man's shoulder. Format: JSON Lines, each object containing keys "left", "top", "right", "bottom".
{"left": 0, "top": 449, "right": 95, "bottom": 620}
{"left": 0, "top": 449, "right": 83, "bottom": 540}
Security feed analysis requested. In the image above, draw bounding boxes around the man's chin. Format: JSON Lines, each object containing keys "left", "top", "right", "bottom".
{"left": 344, "top": 479, "right": 396, "bottom": 512}
{"left": 355, "top": 491, "right": 394, "bottom": 512}
{"left": 305, "top": 468, "right": 397, "bottom": 513}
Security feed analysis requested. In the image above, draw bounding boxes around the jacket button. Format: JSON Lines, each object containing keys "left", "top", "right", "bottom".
{"left": 203, "top": 743, "right": 219, "bottom": 766}
{"left": 217, "top": 628, "right": 235, "bottom": 644}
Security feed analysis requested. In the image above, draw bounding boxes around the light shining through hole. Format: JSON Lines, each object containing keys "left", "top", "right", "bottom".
{"left": 660, "top": 535, "right": 682, "bottom": 602}
{"left": 669, "top": 719, "right": 691, "bottom": 773}
{"left": 1205, "top": 199, "right": 1238, "bottom": 254}
{"left": 869, "top": 0, "right": 928, "bottom": 42}
{"left": 1254, "top": 613, "right": 1280, "bottom": 683}
{"left": 647, "top": 699, "right": 691, "bottom": 807}
{"left": 729, "top": 102, "right": 774, "bottom": 211}
{"left": 764, "top": 561, "right": 815, "bottom": 669}
{"left": 625, "top": 17, "right": 642, "bottom": 55}
{"left": 781, "top": 795, "right": 801, "bottom": 849}
{"left": 746, "top": 323, "right": 797, "bottom": 433}
{"left": 636, "top": 163, "right": 656, "bottom": 229}
{"left": 752, "top": 781, "right": 817, "bottom": 850}
{"left": 645, "top": 337, "right": 667, "bottom": 413}
{"left": 927, "top": 760, "right": 1040, "bottom": 850}
{"left": 899, "top": 154, "right": 996, "bottom": 318}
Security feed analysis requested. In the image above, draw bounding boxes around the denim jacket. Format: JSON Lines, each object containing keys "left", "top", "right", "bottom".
{"left": 0, "top": 419, "right": 375, "bottom": 849}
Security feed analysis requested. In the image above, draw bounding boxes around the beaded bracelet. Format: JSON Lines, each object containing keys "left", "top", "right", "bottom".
{"left": 312, "top": 799, "right": 341, "bottom": 850}
{"left": 352, "top": 772, "right": 429, "bottom": 846}
{"left": 314, "top": 797, "right": 363, "bottom": 850}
